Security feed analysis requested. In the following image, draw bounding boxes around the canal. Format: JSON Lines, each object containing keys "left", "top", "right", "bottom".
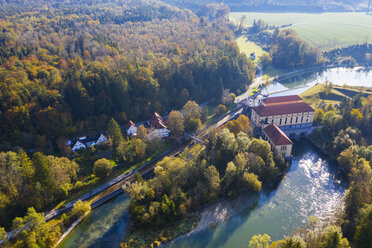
{"left": 58, "top": 193, "right": 131, "bottom": 248}
{"left": 59, "top": 139, "right": 346, "bottom": 248}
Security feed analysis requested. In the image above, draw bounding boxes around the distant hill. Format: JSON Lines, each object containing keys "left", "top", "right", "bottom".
{"left": 163, "top": 0, "right": 370, "bottom": 12}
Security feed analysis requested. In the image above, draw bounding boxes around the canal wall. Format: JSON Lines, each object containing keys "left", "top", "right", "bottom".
{"left": 54, "top": 211, "right": 90, "bottom": 248}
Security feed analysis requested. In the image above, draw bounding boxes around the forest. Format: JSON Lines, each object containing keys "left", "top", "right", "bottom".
{"left": 0, "top": 0, "right": 256, "bottom": 237}
{"left": 163, "top": 0, "right": 370, "bottom": 12}
{"left": 0, "top": 0, "right": 255, "bottom": 153}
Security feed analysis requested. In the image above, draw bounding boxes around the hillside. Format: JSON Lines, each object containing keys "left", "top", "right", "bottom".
{"left": 164, "top": 0, "right": 370, "bottom": 12}
{"left": 0, "top": 0, "right": 255, "bottom": 152}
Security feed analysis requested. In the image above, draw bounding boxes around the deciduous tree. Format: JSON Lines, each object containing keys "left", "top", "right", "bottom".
{"left": 168, "top": 111, "right": 185, "bottom": 136}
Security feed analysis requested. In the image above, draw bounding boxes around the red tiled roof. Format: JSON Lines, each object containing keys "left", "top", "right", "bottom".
{"left": 149, "top": 112, "right": 167, "bottom": 129}
{"left": 126, "top": 120, "right": 136, "bottom": 129}
{"left": 262, "top": 95, "right": 302, "bottom": 105}
{"left": 253, "top": 102, "right": 314, "bottom": 117}
{"left": 263, "top": 124, "right": 293, "bottom": 146}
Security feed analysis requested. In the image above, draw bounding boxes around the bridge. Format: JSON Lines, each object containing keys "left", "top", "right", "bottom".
{"left": 185, "top": 132, "right": 207, "bottom": 145}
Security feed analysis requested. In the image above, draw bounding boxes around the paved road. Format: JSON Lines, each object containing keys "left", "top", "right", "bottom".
{"left": 235, "top": 64, "right": 265, "bottom": 104}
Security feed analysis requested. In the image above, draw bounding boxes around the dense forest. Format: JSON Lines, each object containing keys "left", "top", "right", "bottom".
{"left": 0, "top": 0, "right": 255, "bottom": 236}
{"left": 270, "top": 29, "right": 322, "bottom": 68}
{"left": 0, "top": 0, "right": 255, "bottom": 153}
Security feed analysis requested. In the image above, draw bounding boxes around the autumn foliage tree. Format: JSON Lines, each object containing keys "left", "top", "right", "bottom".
{"left": 168, "top": 110, "right": 185, "bottom": 136}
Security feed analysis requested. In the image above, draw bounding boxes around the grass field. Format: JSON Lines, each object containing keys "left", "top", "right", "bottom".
{"left": 300, "top": 83, "right": 371, "bottom": 107}
{"left": 231, "top": 12, "right": 372, "bottom": 50}
{"left": 236, "top": 36, "right": 269, "bottom": 61}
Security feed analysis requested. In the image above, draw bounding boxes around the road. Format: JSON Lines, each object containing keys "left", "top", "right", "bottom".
{"left": 235, "top": 64, "right": 265, "bottom": 104}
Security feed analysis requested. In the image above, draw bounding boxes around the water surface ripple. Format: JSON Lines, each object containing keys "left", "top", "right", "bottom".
{"left": 165, "top": 140, "right": 346, "bottom": 248}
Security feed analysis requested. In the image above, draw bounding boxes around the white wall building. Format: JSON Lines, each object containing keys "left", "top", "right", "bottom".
{"left": 147, "top": 112, "right": 169, "bottom": 140}
{"left": 126, "top": 121, "right": 137, "bottom": 136}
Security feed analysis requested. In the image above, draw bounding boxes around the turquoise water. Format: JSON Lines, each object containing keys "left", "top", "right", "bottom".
{"left": 165, "top": 140, "right": 346, "bottom": 247}
{"left": 58, "top": 193, "right": 130, "bottom": 248}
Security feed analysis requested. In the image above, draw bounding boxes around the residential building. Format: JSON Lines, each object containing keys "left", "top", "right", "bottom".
{"left": 147, "top": 112, "right": 169, "bottom": 140}
{"left": 71, "top": 140, "right": 86, "bottom": 152}
{"left": 69, "top": 133, "right": 108, "bottom": 152}
{"left": 126, "top": 120, "right": 137, "bottom": 136}
{"left": 250, "top": 52, "right": 256, "bottom": 60}
{"left": 263, "top": 124, "right": 293, "bottom": 158}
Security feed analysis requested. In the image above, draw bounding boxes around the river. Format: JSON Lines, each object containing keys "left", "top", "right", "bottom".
{"left": 264, "top": 67, "right": 372, "bottom": 97}
{"left": 59, "top": 139, "right": 346, "bottom": 248}
{"left": 164, "top": 139, "right": 346, "bottom": 247}
{"left": 58, "top": 193, "right": 131, "bottom": 248}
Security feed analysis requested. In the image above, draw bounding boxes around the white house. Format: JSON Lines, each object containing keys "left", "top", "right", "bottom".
{"left": 126, "top": 120, "right": 137, "bottom": 136}
{"left": 69, "top": 133, "right": 108, "bottom": 152}
{"left": 96, "top": 134, "right": 108, "bottom": 144}
{"left": 147, "top": 112, "right": 169, "bottom": 140}
{"left": 71, "top": 140, "right": 86, "bottom": 152}
{"left": 250, "top": 52, "right": 256, "bottom": 60}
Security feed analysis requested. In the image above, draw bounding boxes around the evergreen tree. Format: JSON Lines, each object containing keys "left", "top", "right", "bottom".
{"left": 108, "top": 118, "right": 123, "bottom": 149}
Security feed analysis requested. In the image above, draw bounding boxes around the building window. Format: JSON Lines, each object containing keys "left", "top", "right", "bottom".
{"left": 285, "top": 118, "right": 287, "bottom": 124}
{"left": 280, "top": 118, "right": 282, "bottom": 125}
{"left": 265, "top": 117, "right": 268, "bottom": 123}
{"left": 281, "top": 146, "right": 287, "bottom": 151}
{"left": 282, "top": 153, "right": 286, "bottom": 157}
{"left": 290, "top": 117, "right": 292, "bottom": 124}
{"left": 272, "top": 119, "right": 274, "bottom": 124}
{"left": 296, "top": 117, "right": 298, "bottom": 123}
{"left": 301, "top": 116, "right": 304, "bottom": 122}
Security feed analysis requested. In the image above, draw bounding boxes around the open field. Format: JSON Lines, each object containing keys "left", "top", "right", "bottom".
{"left": 300, "top": 83, "right": 372, "bottom": 107}
{"left": 231, "top": 12, "right": 372, "bottom": 50}
{"left": 236, "top": 36, "right": 269, "bottom": 61}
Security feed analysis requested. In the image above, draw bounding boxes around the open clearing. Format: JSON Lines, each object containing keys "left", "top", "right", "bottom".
{"left": 236, "top": 36, "right": 269, "bottom": 60}
{"left": 300, "top": 83, "right": 372, "bottom": 107}
{"left": 230, "top": 12, "right": 372, "bottom": 50}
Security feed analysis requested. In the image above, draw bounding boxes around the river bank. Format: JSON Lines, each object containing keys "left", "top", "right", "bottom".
{"left": 163, "top": 139, "right": 346, "bottom": 248}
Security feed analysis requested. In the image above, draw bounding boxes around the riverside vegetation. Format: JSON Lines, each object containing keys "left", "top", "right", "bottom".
{"left": 122, "top": 115, "right": 289, "bottom": 247}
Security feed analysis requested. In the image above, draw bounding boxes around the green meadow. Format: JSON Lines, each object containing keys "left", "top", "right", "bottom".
{"left": 230, "top": 12, "right": 372, "bottom": 50}
{"left": 236, "top": 36, "right": 269, "bottom": 60}
{"left": 300, "top": 84, "right": 372, "bottom": 107}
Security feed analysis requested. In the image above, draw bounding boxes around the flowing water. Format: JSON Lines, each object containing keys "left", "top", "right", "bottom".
{"left": 59, "top": 140, "right": 346, "bottom": 248}
{"left": 164, "top": 139, "right": 346, "bottom": 247}
{"left": 58, "top": 193, "right": 131, "bottom": 248}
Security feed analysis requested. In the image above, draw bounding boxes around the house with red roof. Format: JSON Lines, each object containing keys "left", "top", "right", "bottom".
{"left": 251, "top": 95, "right": 315, "bottom": 130}
{"left": 147, "top": 112, "right": 169, "bottom": 139}
{"left": 251, "top": 95, "right": 315, "bottom": 158}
